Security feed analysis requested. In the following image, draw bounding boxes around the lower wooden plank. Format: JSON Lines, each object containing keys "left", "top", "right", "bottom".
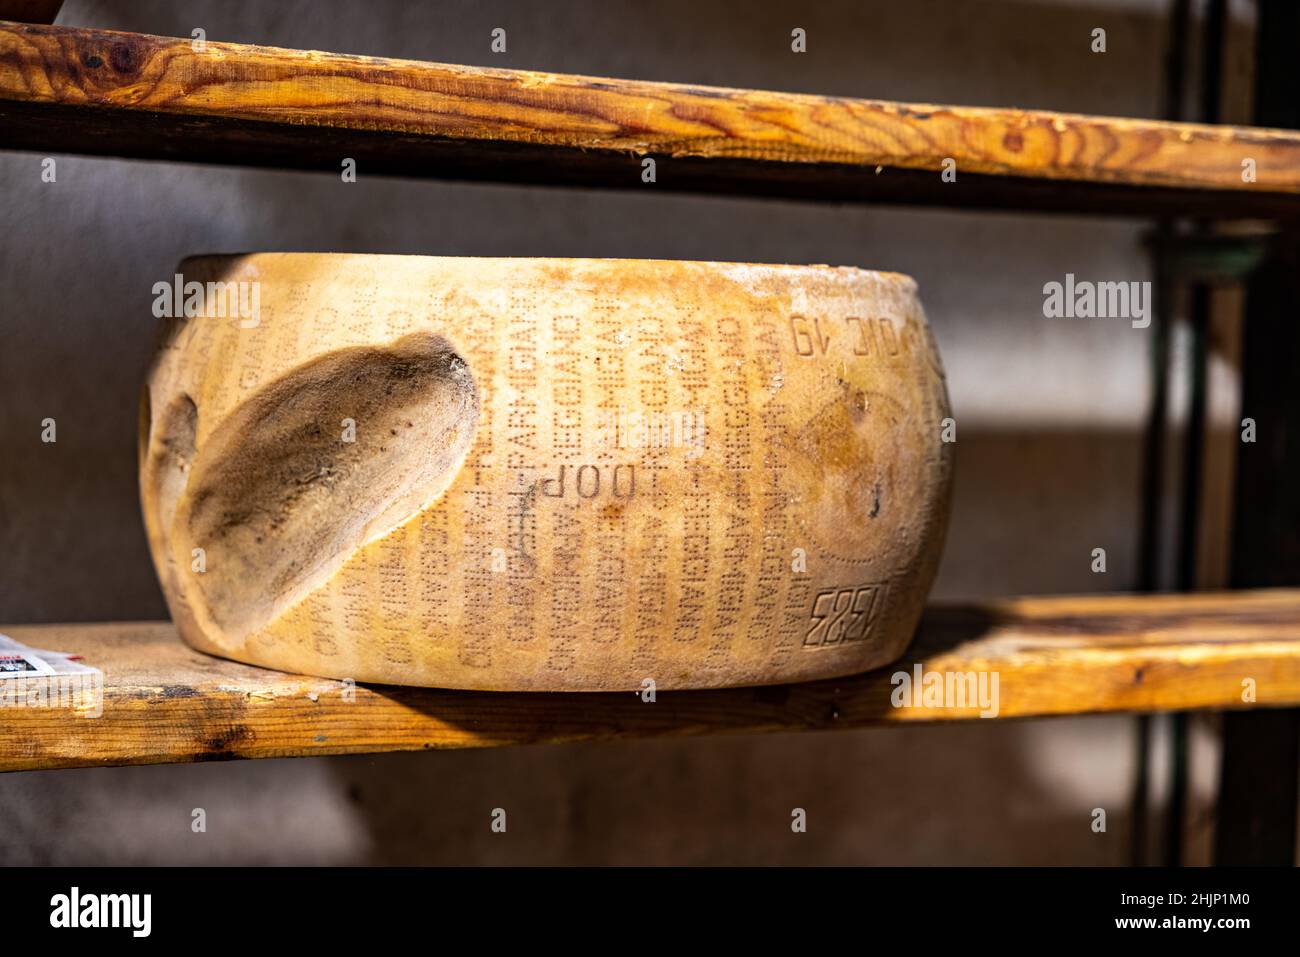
{"left": 2, "top": 589, "right": 1299, "bottom": 772}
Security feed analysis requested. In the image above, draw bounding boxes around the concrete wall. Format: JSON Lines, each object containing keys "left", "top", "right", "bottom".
{"left": 0, "top": 0, "right": 1199, "bottom": 864}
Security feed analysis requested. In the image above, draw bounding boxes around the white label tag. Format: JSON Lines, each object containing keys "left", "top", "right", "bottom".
{"left": 0, "top": 633, "right": 104, "bottom": 717}
{"left": 0, "top": 651, "right": 56, "bottom": 678}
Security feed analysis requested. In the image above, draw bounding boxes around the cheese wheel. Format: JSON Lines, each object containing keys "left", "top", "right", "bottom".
{"left": 140, "top": 254, "right": 953, "bottom": 690}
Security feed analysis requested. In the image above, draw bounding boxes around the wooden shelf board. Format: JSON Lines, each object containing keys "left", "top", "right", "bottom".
{"left": 3, "top": 21, "right": 1300, "bottom": 217}
{"left": 2, "top": 589, "right": 1299, "bottom": 773}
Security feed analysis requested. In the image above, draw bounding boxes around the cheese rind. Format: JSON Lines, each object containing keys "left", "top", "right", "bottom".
{"left": 141, "top": 255, "right": 953, "bottom": 690}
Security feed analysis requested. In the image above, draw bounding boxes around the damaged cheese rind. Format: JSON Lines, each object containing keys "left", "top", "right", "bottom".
{"left": 141, "top": 254, "right": 953, "bottom": 690}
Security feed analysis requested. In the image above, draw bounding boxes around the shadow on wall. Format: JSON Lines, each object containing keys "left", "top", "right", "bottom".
{"left": 937, "top": 428, "right": 1144, "bottom": 600}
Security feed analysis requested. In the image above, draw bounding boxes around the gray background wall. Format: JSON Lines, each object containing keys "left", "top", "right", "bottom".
{"left": 0, "top": 0, "right": 1220, "bottom": 864}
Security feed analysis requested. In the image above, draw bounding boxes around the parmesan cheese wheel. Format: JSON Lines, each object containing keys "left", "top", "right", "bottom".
{"left": 140, "top": 254, "right": 953, "bottom": 690}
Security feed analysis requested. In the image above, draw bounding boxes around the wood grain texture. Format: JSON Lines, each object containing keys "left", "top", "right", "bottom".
{"left": 2, "top": 21, "right": 1300, "bottom": 216}
{"left": 2, "top": 589, "right": 1298, "bottom": 772}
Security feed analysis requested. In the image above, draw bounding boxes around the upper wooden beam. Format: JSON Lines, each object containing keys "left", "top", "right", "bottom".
{"left": 2, "top": 21, "right": 1300, "bottom": 217}
{"left": 2, "top": 589, "right": 1299, "bottom": 773}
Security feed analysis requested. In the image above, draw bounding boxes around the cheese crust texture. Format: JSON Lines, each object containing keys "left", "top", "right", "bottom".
{"left": 140, "top": 254, "right": 953, "bottom": 690}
